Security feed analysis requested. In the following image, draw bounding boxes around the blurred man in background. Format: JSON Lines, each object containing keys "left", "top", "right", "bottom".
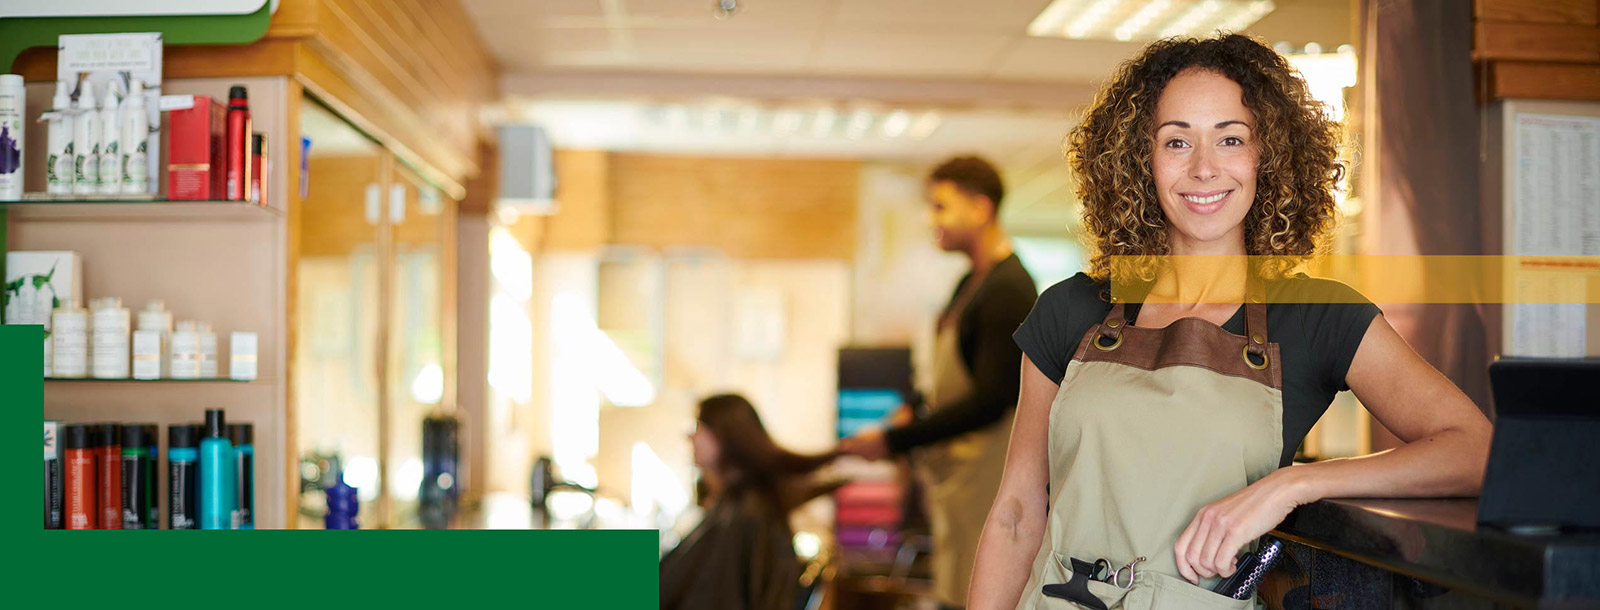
{"left": 840, "top": 156, "right": 1037, "bottom": 610}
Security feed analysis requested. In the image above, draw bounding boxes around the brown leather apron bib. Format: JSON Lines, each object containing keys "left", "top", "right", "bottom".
{"left": 918, "top": 321, "right": 1016, "bottom": 606}
{"left": 1013, "top": 296, "right": 1283, "bottom": 610}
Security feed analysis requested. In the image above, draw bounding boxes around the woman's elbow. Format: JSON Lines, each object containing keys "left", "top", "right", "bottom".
{"left": 988, "top": 492, "right": 1045, "bottom": 541}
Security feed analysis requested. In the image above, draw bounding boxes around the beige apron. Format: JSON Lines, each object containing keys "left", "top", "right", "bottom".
{"left": 917, "top": 321, "right": 1016, "bottom": 607}
{"left": 1013, "top": 296, "right": 1283, "bottom": 610}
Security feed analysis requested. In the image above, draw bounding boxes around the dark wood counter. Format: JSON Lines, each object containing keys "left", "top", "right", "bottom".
{"left": 1271, "top": 498, "right": 1600, "bottom": 609}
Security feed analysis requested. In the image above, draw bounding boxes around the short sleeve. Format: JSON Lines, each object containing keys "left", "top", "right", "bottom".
{"left": 1013, "top": 273, "right": 1097, "bottom": 385}
{"left": 1296, "top": 279, "right": 1382, "bottom": 392}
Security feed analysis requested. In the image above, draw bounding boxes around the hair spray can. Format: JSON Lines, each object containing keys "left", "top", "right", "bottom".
{"left": 95, "top": 424, "right": 122, "bottom": 529}
{"left": 63, "top": 425, "right": 97, "bottom": 529}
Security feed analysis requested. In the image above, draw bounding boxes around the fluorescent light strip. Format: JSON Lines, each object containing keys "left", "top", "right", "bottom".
{"left": 880, "top": 110, "right": 912, "bottom": 138}
{"left": 845, "top": 110, "right": 874, "bottom": 140}
{"left": 773, "top": 110, "right": 803, "bottom": 136}
{"left": 811, "top": 108, "right": 836, "bottom": 138}
{"left": 907, "top": 111, "right": 942, "bottom": 140}
{"left": 1214, "top": 0, "right": 1272, "bottom": 34}
{"left": 1113, "top": 0, "right": 1172, "bottom": 41}
{"left": 1066, "top": 0, "right": 1122, "bottom": 38}
{"left": 1158, "top": 0, "right": 1221, "bottom": 38}
{"left": 1026, "top": 0, "right": 1084, "bottom": 37}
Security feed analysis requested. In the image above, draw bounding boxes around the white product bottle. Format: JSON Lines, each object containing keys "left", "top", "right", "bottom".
{"left": 171, "top": 320, "right": 201, "bottom": 379}
{"left": 120, "top": 79, "right": 148, "bottom": 194}
{"left": 229, "top": 331, "right": 258, "bottom": 381}
{"left": 51, "top": 301, "right": 89, "bottom": 378}
{"left": 0, "top": 74, "right": 24, "bottom": 201}
{"left": 133, "top": 300, "right": 172, "bottom": 380}
{"left": 46, "top": 81, "right": 74, "bottom": 195}
{"left": 91, "top": 297, "right": 130, "bottom": 379}
{"left": 199, "top": 321, "right": 218, "bottom": 378}
{"left": 72, "top": 81, "right": 99, "bottom": 195}
{"left": 97, "top": 84, "right": 120, "bottom": 196}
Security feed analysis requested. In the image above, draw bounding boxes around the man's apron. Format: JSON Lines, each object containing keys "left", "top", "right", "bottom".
{"left": 1013, "top": 296, "right": 1282, "bottom": 610}
{"left": 917, "top": 319, "right": 1016, "bottom": 607}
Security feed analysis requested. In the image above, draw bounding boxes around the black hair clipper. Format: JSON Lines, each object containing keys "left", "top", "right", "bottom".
{"left": 1211, "top": 537, "right": 1286, "bottom": 599}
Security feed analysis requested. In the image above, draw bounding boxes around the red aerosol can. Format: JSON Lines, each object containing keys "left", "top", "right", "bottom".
{"left": 225, "top": 85, "right": 251, "bottom": 201}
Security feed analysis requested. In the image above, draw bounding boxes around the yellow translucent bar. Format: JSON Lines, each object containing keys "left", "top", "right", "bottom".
{"left": 1104, "top": 255, "right": 1600, "bottom": 304}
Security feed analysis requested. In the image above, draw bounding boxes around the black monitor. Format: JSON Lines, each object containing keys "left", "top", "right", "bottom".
{"left": 1478, "top": 358, "right": 1600, "bottom": 531}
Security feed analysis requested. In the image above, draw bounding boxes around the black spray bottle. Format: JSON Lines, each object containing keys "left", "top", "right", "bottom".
{"left": 120, "top": 424, "right": 155, "bottom": 529}
{"left": 167, "top": 424, "right": 199, "bottom": 530}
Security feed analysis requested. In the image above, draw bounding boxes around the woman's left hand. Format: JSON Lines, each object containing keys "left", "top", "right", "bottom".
{"left": 1173, "top": 468, "right": 1314, "bottom": 584}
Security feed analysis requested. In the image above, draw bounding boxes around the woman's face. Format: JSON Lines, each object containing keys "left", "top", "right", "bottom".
{"left": 1151, "top": 69, "right": 1258, "bottom": 254}
{"left": 690, "top": 422, "right": 720, "bottom": 472}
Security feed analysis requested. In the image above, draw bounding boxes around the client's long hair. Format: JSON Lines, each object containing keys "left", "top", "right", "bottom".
{"left": 697, "top": 394, "right": 843, "bottom": 512}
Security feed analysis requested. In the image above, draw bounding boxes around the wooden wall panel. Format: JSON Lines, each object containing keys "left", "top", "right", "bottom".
{"left": 1490, "top": 61, "right": 1600, "bottom": 100}
{"left": 1475, "top": 0, "right": 1598, "bottom": 25}
{"left": 545, "top": 150, "right": 612, "bottom": 251}
{"left": 1474, "top": 22, "right": 1600, "bottom": 63}
{"left": 1475, "top": 0, "right": 1600, "bottom": 100}
{"left": 299, "top": 154, "right": 383, "bottom": 257}
{"left": 292, "top": 0, "right": 495, "bottom": 185}
{"left": 608, "top": 154, "right": 859, "bottom": 260}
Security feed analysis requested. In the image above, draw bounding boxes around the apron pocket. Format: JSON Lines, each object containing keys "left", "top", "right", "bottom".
{"left": 1142, "top": 570, "right": 1255, "bottom": 610}
{"left": 1039, "top": 552, "right": 1132, "bottom": 610}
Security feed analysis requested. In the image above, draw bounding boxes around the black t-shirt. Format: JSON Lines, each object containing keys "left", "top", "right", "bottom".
{"left": 1013, "top": 272, "right": 1382, "bottom": 467}
{"left": 884, "top": 254, "right": 1037, "bottom": 454}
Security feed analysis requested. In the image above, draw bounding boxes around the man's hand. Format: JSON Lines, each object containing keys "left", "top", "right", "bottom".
{"left": 839, "top": 428, "right": 891, "bottom": 461}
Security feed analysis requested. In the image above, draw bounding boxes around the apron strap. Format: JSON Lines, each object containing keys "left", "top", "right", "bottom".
{"left": 1244, "top": 276, "right": 1268, "bottom": 352}
{"left": 1095, "top": 301, "right": 1128, "bottom": 349}
{"left": 1096, "top": 279, "right": 1269, "bottom": 359}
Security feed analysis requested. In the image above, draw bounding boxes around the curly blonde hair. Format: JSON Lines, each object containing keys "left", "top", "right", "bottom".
{"left": 1068, "top": 34, "right": 1345, "bottom": 282}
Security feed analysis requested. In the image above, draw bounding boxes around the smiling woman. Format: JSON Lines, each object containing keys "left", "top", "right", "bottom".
{"left": 964, "top": 34, "right": 1493, "bottom": 610}
{"left": 1070, "top": 34, "right": 1344, "bottom": 283}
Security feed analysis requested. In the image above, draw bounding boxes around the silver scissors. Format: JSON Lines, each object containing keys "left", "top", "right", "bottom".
{"left": 1090, "top": 556, "right": 1145, "bottom": 589}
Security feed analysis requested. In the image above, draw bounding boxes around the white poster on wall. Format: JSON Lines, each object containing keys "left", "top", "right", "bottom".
{"left": 1508, "top": 113, "right": 1600, "bottom": 357}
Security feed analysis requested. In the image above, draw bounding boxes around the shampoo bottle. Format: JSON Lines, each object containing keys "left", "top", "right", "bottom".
{"left": 46, "top": 81, "right": 74, "bottom": 195}
{"left": 0, "top": 74, "right": 24, "bottom": 201}
{"left": 97, "top": 83, "right": 120, "bottom": 195}
{"left": 198, "top": 409, "right": 237, "bottom": 529}
{"left": 120, "top": 79, "right": 147, "bottom": 194}
{"left": 72, "top": 81, "right": 98, "bottom": 195}
{"left": 91, "top": 297, "right": 130, "bottom": 379}
{"left": 228, "top": 423, "right": 254, "bottom": 529}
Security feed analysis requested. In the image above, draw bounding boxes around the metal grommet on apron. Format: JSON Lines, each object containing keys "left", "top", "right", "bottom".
{"left": 1015, "top": 286, "right": 1283, "bottom": 610}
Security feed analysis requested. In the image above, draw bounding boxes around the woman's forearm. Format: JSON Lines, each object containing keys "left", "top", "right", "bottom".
{"left": 966, "top": 493, "right": 1047, "bottom": 610}
{"left": 1282, "top": 425, "right": 1493, "bottom": 504}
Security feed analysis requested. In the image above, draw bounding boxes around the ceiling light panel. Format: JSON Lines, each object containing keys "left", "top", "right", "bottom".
{"left": 1028, "top": 0, "right": 1274, "bottom": 42}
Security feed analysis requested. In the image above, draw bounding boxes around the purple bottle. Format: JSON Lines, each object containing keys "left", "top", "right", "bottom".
{"left": 325, "top": 475, "right": 359, "bottom": 530}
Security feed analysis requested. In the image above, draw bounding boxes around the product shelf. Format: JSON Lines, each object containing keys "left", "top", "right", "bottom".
{"left": 44, "top": 377, "right": 260, "bottom": 383}
{"left": 1, "top": 199, "right": 281, "bottom": 222}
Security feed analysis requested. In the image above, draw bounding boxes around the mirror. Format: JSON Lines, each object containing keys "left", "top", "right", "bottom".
{"left": 293, "top": 97, "right": 386, "bottom": 528}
